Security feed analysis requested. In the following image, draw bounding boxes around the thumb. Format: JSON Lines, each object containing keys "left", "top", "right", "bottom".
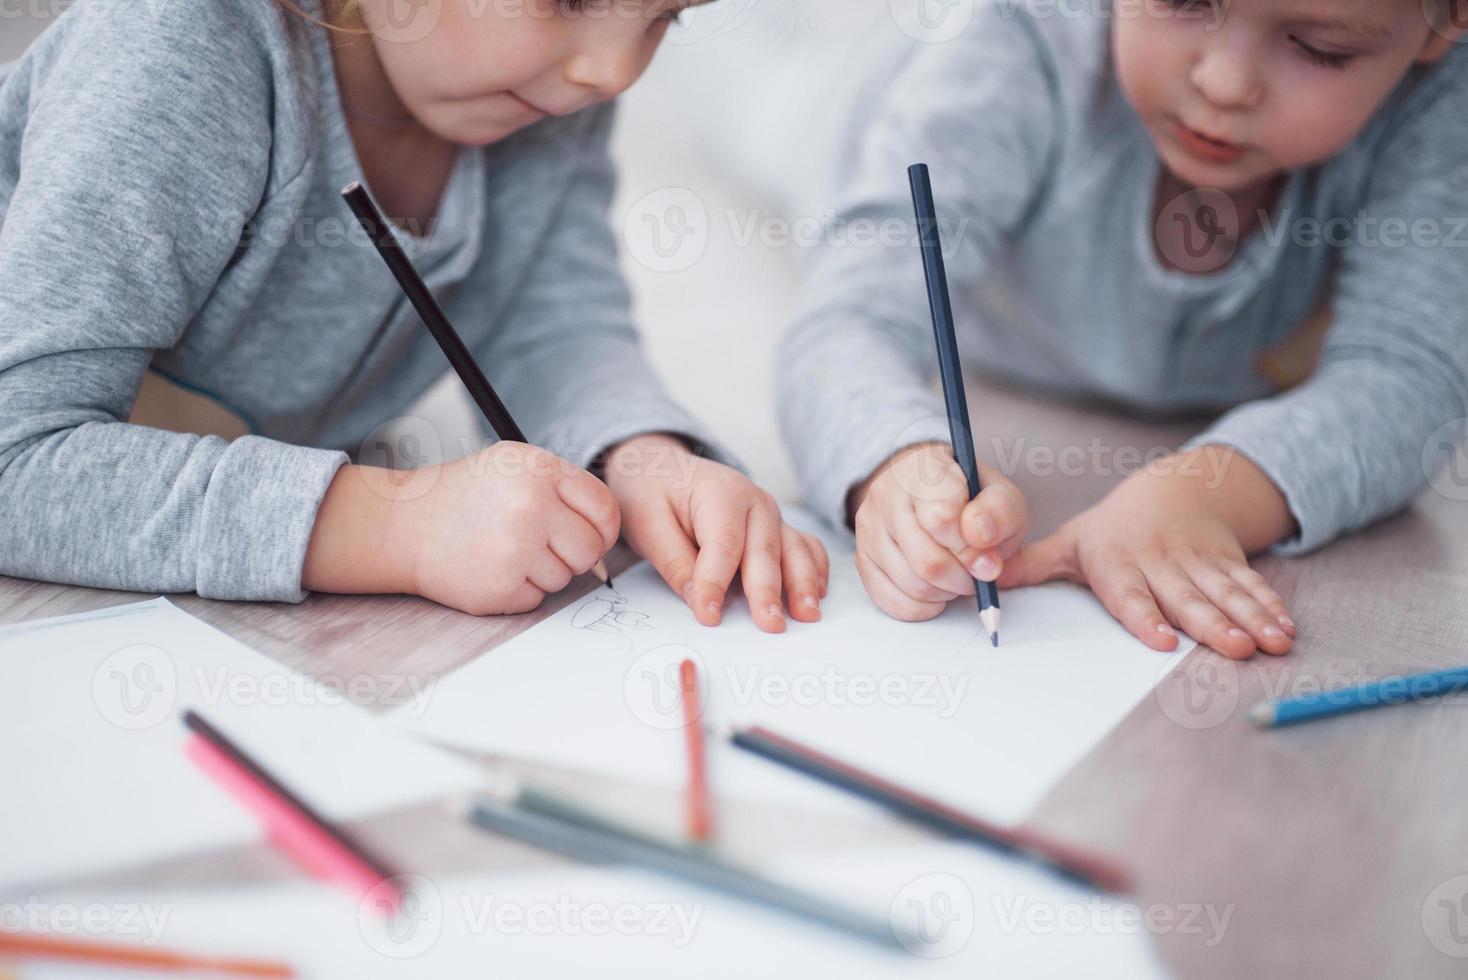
{"left": 996, "top": 527, "right": 1080, "bottom": 588}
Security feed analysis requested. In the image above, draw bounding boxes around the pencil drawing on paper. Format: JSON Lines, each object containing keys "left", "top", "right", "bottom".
{"left": 570, "top": 588, "right": 654, "bottom": 636}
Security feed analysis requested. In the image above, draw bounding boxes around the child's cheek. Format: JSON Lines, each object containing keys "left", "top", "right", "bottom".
{"left": 1111, "top": 14, "right": 1181, "bottom": 129}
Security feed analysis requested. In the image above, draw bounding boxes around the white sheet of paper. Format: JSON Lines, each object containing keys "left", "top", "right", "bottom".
{"left": 24, "top": 841, "right": 1177, "bottom": 979}
{"left": 392, "top": 518, "right": 1190, "bottom": 827}
{"left": 0, "top": 598, "right": 482, "bottom": 890}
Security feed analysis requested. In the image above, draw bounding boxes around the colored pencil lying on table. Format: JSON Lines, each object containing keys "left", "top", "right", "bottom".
{"left": 340, "top": 181, "right": 611, "bottom": 588}
{"left": 1248, "top": 666, "right": 1468, "bottom": 728}
{"left": 0, "top": 930, "right": 294, "bottom": 977}
{"left": 461, "top": 782, "right": 907, "bottom": 949}
{"left": 907, "top": 163, "right": 1001, "bottom": 646}
{"left": 182, "top": 710, "right": 405, "bottom": 913}
{"left": 729, "top": 724, "right": 1133, "bottom": 894}
{"left": 680, "top": 659, "right": 715, "bottom": 842}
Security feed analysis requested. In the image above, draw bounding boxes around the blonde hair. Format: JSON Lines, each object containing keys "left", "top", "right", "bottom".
{"left": 275, "top": 0, "right": 365, "bottom": 34}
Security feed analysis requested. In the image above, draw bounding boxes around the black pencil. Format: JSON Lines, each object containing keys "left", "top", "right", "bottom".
{"left": 729, "top": 724, "right": 1131, "bottom": 893}
{"left": 907, "top": 164, "right": 1000, "bottom": 646}
{"left": 341, "top": 182, "right": 611, "bottom": 588}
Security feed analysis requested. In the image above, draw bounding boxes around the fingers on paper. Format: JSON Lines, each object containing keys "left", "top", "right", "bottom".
{"left": 782, "top": 527, "right": 827, "bottom": 623}
{"left": 687, "top": 500, "right": 747, "bottom": 627}
{"left": 1089, "top": 561, "right": 1179, "bottom": 654}
{"left": 739, "top": 498, "right": 787, "bottom": 634}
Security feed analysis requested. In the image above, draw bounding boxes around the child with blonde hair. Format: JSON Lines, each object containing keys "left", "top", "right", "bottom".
{"left": 0, "top": 0, "right": 828, "bottom": 632}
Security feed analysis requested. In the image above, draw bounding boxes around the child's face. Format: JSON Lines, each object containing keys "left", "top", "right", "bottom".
{"left": 1115, "top": 0, "right": 1461, "bottom": 191}
{"left": 357, "top": 0, "right": 704, "bottom": 145}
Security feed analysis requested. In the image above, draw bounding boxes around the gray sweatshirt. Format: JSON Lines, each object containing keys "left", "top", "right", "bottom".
{"left": 0, "top": 0, "right": 723, "bottom": 601}
{"left": 779, "top": 2, "right": 1468, "bottom": 554}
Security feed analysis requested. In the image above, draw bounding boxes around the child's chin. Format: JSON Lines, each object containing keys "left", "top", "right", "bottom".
{"left": 1158, "top": 147, "right": 1267, "bottom": 194}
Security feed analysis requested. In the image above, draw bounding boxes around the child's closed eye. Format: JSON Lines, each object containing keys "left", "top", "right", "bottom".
{"left": 1289, "top": 36, "right": 1353, "bottom": 70}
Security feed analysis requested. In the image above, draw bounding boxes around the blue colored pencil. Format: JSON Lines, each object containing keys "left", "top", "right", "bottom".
{"left": 1248, "top": 666, "right": 1468, "bottom": 728}
{"left": 908, "top": 163, "right": 1001, "bottom": 646}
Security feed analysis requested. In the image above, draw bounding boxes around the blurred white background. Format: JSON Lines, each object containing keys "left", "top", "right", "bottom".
{"left": 1, "top": 0, "right": 930, "bottom": 500}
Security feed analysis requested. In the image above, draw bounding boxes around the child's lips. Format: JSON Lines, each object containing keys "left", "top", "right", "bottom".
{"left": 1172, "top": 120, "right": 1246, "bottom": 164}
{"left": 507, "top": 92, "right": 551, "bottom": 118}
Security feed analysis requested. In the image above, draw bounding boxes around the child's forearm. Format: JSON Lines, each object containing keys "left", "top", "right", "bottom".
{"left": 1170, "top": 445, "right": 1297, "bottom": 553}
{"left": 301, "top": 465, "right": 419, "bottom": 597}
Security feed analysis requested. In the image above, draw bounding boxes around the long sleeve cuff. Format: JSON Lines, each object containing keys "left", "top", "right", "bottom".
{"left": 1185, "top": 383, "right": 1444, "bottom": 558}
{"left": 796, "top": 388, "right": 954, "bottom": 533}
{"left": 195, "top": 436, "right": 349, "bottom": 602}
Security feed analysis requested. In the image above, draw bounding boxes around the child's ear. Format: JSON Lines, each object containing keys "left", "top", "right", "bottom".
{"left": 1417, "top": 1, "right": 1468, "bottom": 65}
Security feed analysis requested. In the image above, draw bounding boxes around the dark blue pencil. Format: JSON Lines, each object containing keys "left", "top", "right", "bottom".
{"left": 1248, "top": 666, "right": 1468, "bottom": 727}
{"left": 908, "top": 163, "right": 1000, "bottom": 645}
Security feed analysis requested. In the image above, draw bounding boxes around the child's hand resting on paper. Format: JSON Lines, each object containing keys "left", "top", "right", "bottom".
{"left": 603, "top": 434, "right": 829, "bottom": 634}
{"left": 997, "top": 446, "right": 1297, "bottom": 659}
{"left": 848, "top": 442, "right": 1028, "bottom": 622}
{"left": 304, "top": 441, "right": 620, "bottom": 615}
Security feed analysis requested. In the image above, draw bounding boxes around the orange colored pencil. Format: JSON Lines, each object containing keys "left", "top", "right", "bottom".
{"left": 679, "top": 658, "right": 714, "bottom": 842}
{"left": 0, "top": 930, "right": 295, "bottom": 977}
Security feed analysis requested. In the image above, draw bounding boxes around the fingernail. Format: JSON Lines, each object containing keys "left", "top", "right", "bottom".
{"left": 1262, "top": 625, "right": 1285, "bottom": 639}
{"left": 1228, "top": 628, "right": 1248, "bottom": 638}
{"left": 767, "top": 604, "right": 783, "bottom": 622}
{"left": 972, "top": 556, "right": 999, "bottom": 580}
{"left": 1156, "top": 623, "right": 1177, "bottom": 637}
{"left": 975, "top": 515, "right": 997, "bottom": 543}
{"left": 1278, "top": 615, "right": 1295, "bottom": 630}
{"left": 680, "top": 583, "right": 691, "bottom": 602}
{"left": 802, "top": 595, "right": 819, "bottom": 609}
{"left": 706, "top": 601, "right": 721, "bottom": 618}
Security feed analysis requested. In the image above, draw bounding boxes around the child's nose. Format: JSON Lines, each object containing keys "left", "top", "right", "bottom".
{"left": 1190, "top": 39, "right": 1264, "bottom": 112}
{"left": 565, "top": 42, "right": 647, "bottom": 100}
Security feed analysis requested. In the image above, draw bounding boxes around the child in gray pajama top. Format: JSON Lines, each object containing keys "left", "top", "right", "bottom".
{"left": 779, "top": 2, "right": 1468, "bottom": 556}
{"left": 0, "top": 0, "right": 769, "bottom": 607}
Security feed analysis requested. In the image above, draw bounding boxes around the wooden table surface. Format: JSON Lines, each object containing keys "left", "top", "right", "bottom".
{"left": 4, "top": 377, "right": 1466, "bottom": 978}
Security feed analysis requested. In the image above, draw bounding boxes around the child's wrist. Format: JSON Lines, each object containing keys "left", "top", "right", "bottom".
{"left": 302, "top": 464, "right": 423, "bottom": 597}
{"left": 601, "top": 432, "right": 696, "bottom": 493}
{"left": 1142, "top": 446, "right": 1296, "bottom": 552}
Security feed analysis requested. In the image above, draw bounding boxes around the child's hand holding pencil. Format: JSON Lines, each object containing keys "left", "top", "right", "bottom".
{"left": 847, "top": 442, "right": 1028, "bottom": 623}
{"left": 304, "top": 442, "right": 620, "bottom": 616}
